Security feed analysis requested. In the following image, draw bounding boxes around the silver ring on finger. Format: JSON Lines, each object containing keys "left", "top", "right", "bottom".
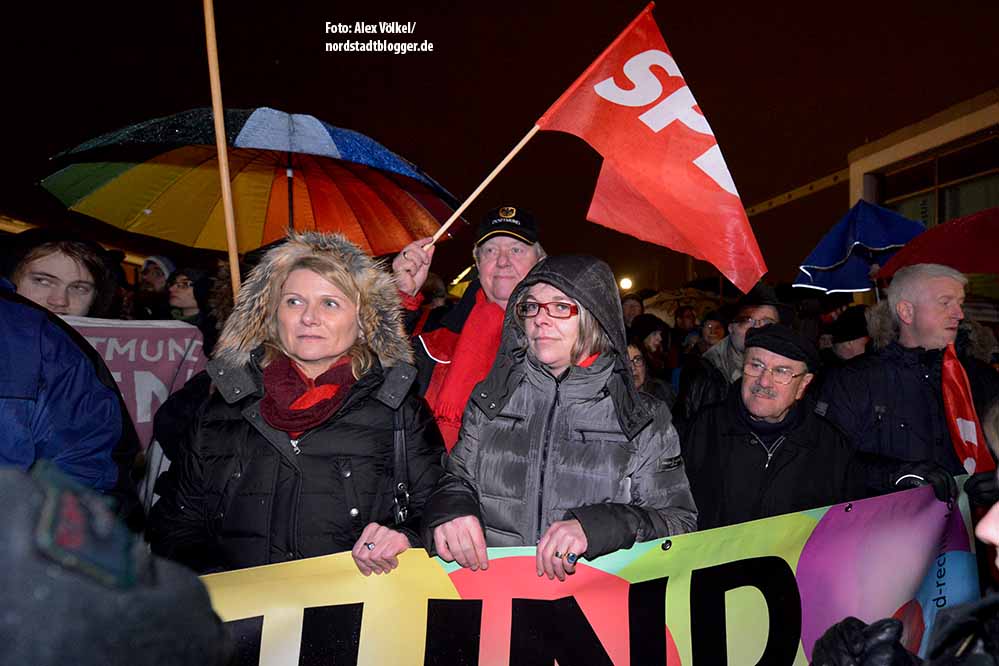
{"left": 402, "top": 250, "right": 410, "bottom": 261}
{"left": 364, "top": 542, "right": 375, "bottom": 551}
{"left": 553, "top": 551, "right": 562, "bottom": 559}
{"left": 566, "top": 552, "right": 578, "bottom": 565}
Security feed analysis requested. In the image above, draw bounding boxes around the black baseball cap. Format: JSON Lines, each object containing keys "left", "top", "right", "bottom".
{"left": 475, "top": 206, "right": 539, "bottom": 246}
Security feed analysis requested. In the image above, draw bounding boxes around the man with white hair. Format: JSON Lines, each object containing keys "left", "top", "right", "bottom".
{"left": 819, "top": 263, "right": 999, "bottom": 474}
{"left": 392, "top": 206, "right": 545, "bottom": 450}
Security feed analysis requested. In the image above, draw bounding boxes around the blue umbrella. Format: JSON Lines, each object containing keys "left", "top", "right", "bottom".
{"left": 793, "top": 200, "right": 925, "bottom": 294}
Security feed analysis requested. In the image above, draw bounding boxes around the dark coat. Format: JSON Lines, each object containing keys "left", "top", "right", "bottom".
{"left": 684, "top": 383, "right": 889, "bottom": 530}
{"left": 422, "top": 255, "right": 696, "bottom": 558}
{"left": 818, "top": 341, "right": 999, "bottom": 475}
{"left": 147, "top": 354, "right": 444, "bottom": 572}
{"left": 146, "top": 231, "right": 445, "bottom": 572}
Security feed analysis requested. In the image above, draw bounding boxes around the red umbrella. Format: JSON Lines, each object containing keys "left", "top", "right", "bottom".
{"left": 879, "top": 207, "right": 999, "bottom": 278}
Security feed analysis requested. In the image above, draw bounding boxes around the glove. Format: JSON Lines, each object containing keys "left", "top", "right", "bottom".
{"left": 894, "top": 461, "right": 958, "bottom": 503}
{"left": 964, "top": 471, "right": 999, "bottom": 508}
{"left": 812, "top": 617, "right": 922, "bottom": 666}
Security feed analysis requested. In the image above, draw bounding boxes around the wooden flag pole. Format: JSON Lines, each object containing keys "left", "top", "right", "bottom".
{"left": 429, "top": 125, "right": 540, "bottom": 246}
{"left": 203, "top": 0, "right": 241, "bottom": 297}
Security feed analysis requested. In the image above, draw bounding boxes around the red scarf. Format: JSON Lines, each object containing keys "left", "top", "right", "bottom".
{"left": 260, "top": 354, "right": 356, "bottom": 438}
{"left": 422, "top": 290, "right": 504, "bottom": 451}
{"left": 942, "top": 343, "right": 995, "bottom": 474}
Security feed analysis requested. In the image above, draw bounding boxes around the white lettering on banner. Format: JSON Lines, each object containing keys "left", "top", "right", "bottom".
{"left": 693, "top": 144, "right": 738, "bottom": 196}
{"left": 957, "top": 418, "right": 978, "bottom": 445}
{"left": 135, "top": 370, "right": 170, "bottom": 424}
{"left": 108, "top": 337, "right": 137, "bottom": 362}
{"left": 639, "top": 85, "right": 711, "bottom": 135}
{"left": 593, "top": 48, "right": 739, "bottom": 196}
{"left": 593, "top": 49, "right": 681, "bottom": 106}
{"left": 140, "top": 340, "right": 164, "bottom": 363}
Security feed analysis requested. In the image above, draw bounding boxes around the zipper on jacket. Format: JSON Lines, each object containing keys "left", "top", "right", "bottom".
{"left": 750, "top": 433, "right": 786, "bottom": 469}
{"left": 536, "top": 383, "right": 561, "bottom": 542}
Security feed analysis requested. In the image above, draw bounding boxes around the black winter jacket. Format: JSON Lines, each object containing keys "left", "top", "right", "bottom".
{"left": 147, "top": 353, "right": 444, "bottom": 572}
{"left": 685, "top": 384, "right": 893, "bottom": 530}
{"left": 818, "top": 342, "right": 999, "bottom": 475}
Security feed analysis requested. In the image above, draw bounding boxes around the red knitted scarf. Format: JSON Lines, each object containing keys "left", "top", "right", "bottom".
{"left": 424, "top": 289, "right": 504, "bottom": 450}
{"left": 260, "top": 354, "right": 356, "bottom": 437}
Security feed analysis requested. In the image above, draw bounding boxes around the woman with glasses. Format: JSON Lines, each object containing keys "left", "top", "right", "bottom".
{"left": 166, "top": 267, "right": 220, "bottom": 357}
{"left": 628, "top": 343, "right": 676, "bottom": 408}
{"left": 422, "top": 255, "right": 697, "bottom": 582}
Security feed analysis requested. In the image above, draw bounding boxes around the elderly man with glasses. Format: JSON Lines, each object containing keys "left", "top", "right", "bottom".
{"left": 674, "top": 285, "right": 785, "bottom": 434}
{"left": 683, "top": 324, "right": 955, "bottom": 530}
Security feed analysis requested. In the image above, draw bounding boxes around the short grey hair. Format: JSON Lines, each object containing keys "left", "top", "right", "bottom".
{"left": 473, "top": 241, "right": 546, "bottom": 266}
{"left": 887, "top": 263, "right": 967, "bottom": 327}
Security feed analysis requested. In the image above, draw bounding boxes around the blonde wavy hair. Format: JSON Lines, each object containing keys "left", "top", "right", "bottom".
{"left": 263, "top": 255, "right": 375, "bottom": 379}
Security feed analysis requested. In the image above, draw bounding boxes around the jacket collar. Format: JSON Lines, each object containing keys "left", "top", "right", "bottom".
{"left": 720, "top": 382, "right": 817, "bottom": 449}
{"left": 471, "top": 351, "right": 654, "bottom": 439}
{"left": 207, "top": 348, "right": 416, "bottom": 410}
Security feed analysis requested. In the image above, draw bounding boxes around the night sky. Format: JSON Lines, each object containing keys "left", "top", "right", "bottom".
{"left": 2, "top": 1, "right": 997, "bottom": 290}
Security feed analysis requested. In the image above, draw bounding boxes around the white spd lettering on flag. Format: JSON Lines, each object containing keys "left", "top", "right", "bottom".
{"left": 592, "top": 49, "right": 736, "bottom": 196}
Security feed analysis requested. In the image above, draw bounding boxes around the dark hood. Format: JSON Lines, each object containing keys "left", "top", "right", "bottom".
{"left": 502, "top": 255, "right": 627, "bottom": 355}
{"left": 479, "top": 255, "right": 656, "bottom": 439}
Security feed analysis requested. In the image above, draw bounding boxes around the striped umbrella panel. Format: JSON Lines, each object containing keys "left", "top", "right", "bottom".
{"left": 43, "top": 147, "right": 444, "bottom": 253}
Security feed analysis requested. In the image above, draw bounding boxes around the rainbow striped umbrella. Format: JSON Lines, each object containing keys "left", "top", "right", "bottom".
{"left": 41, "top": 107, "right": 459, "bottom": 255}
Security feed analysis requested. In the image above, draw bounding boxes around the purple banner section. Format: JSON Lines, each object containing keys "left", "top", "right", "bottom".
{"left": 798, "top": 487, "right": 977, "bottom": 660}
{"left": 66, "top": 317, "right": 206, "bottom": 450}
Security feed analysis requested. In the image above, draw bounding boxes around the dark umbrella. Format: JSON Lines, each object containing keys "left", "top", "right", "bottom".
{"left": 792, "top": 200, "right": 925, "bottom": 294}
{"left": 41, "top": 107, "right": 460, "bottom": 255}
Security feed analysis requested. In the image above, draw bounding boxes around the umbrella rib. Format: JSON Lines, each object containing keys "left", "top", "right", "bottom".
{"left": 798, "top": 239, "right": 912, "bottom": 273}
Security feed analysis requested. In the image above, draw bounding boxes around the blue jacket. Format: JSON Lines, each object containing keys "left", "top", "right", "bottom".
{"left": 0, "top": 281, "right": 120, "bottom": 490}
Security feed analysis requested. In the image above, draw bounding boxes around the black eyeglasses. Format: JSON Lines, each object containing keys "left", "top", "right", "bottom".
{"left": 742, "top": 359, "right": 807, "bottom": 385}
{"left": 516, "top": 301, "right": 579, "bottom": 319}
{"left": 629, "top": 355, "right": 645, "bottom": 367}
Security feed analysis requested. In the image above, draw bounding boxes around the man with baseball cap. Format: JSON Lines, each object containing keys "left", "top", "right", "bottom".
{"left": 392, "top": 205, "right": 545, "bottom": 449}
{"left": 684, "top": 324, "right": 954, "bottom": 530}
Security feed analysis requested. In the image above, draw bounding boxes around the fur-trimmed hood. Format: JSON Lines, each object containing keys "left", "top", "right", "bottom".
{"left": 213, "top": 232, "right": 412, "bottom": 370}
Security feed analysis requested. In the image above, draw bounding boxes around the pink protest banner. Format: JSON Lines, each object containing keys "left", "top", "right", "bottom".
{"left": 65, "top": 317, "right": 207, "bottom": 451}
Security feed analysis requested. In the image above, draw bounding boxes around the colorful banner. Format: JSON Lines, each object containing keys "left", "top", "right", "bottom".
{"left": 202, "top": 485, "right": 980, "bottom": 665}
{"left": 65, "top": 317, "right": 207, "bottom": 450}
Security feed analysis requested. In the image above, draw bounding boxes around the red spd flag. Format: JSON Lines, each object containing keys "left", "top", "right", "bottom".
{"left": 943, "top": 343, "right": 995, "bottom": 474}
{"left": 536, "top": 3, "right": 766, "bottom": 292}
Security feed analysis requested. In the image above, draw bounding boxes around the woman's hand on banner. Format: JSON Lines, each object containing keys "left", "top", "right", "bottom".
{"left": 537, "top": 520, "right": 587, "bottom": 582}
{"left": 351, "top": 522, "right": 411, "bottom": 576}
{"left": 433, "top": 515, "right": 488, "bottom": 571}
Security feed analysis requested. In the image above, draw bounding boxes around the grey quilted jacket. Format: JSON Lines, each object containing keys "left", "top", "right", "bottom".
{"left": 422, "top": 255, "right": 697, "bottom": 558}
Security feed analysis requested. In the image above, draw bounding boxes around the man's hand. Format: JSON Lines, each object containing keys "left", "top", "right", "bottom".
{"left": 536, "top": 519, "right": 587, "bottom": 582}
{"left": 812, "top": 616, "right": 921, "bottom": 666}
{"left": 894, "top": 461, "right": 958, "bottom": 502}
{"left": 433, "top": 515, "right": 488, "bottom": 571}
{"left": 392, "top": 237, "right": 435, "bottom": 297}
{"left": 351, "top": 523, "right": 411, "bottom": 576}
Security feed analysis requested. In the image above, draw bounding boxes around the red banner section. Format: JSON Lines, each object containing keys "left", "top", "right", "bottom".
{"left": 66, "top": 317, "right": 207, "bottom": 451}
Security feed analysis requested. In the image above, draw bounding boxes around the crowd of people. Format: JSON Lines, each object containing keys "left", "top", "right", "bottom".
{"left": 3, "top": 205, "right": 999, "bottom": 664}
